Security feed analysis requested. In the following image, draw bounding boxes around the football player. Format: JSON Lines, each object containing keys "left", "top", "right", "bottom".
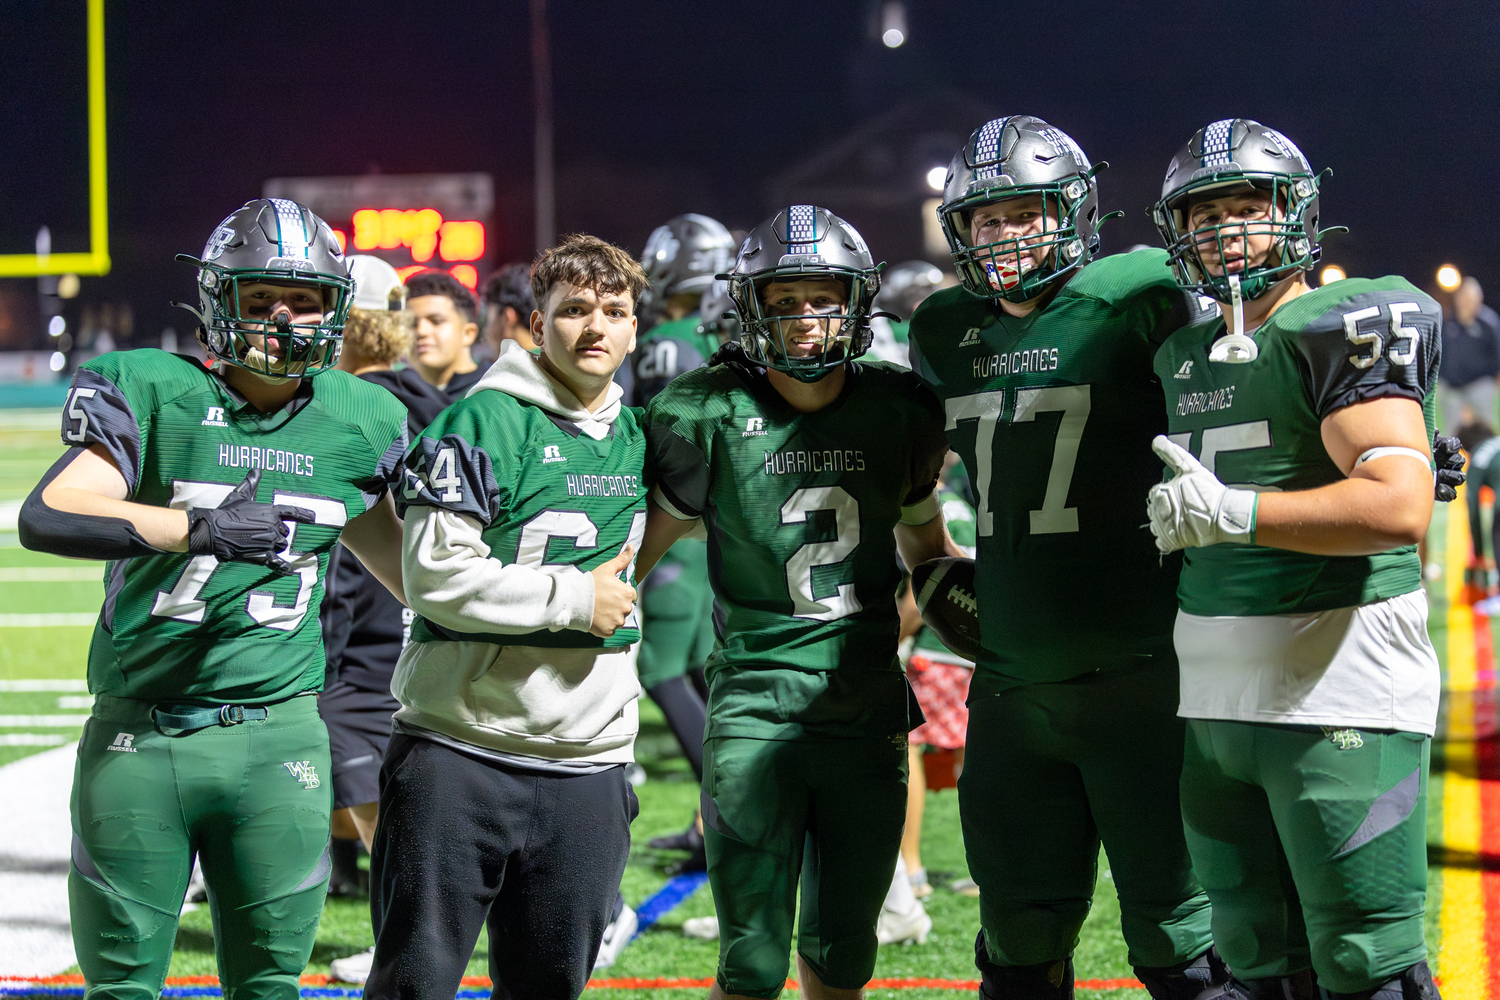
{"left": 631, "top": 213, "right": 738, "bottom": 868}
{"left": 904, "top": 117, "right": 1221, "bottom": 999}
{"left": 637, "top": 206, "right": 954, "bottom": 999}
{"left": 18, "top": 199, "right": 409, "bottom": 1000}
{"left": 366, "top": 234, "right": 647, "bottom": 1000}
{"left": 1147, "top": 120, "right": 1443, "bottom": 1000}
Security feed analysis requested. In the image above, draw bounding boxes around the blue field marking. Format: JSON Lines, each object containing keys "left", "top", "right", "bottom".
{"left": 631, "top": 870, "right": 709, "bottom": 938}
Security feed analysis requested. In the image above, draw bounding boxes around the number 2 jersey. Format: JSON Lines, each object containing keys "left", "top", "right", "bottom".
{"left": 908, "top": 248, "right": 1203, "bottom": 686}
{"left": 1153, "top": 276, "right": 1440, "bottom": 617}
{"left": 63, "top": 349, "right": 408, "bottom": 704}
{"left": 644, "top": 358, "right": 948, "bottom": 740}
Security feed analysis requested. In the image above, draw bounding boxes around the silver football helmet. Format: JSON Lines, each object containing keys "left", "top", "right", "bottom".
{"left": 176, "top": 199, "right": 352, "bottom": 378}
{"left": 727, "top": 205, "right": 880, "bottom": 382}
{"left": 638, "top": 213, "right": 736, "bottom": 326}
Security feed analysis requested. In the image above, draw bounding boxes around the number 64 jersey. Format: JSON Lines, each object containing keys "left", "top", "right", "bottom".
{"left": 63, "top": 349, "right": 408, "bottom": 704}
{"left": 1153, "top": 276, "right": 1440, "bottom": 617}
{"left": 644, "top": 359, "right": 948, "bottom": 740}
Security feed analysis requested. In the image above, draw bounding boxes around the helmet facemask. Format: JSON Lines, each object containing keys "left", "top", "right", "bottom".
{"left": 191, "top": 263, "right": 351, "bottom": 378}
{"left": 1155, "top": 173, "right": 1320, "bottom": 303}
{"left": 943, "top": 177, "right": 1095, "bottom": 303}
{"left": 734, "top": 268, "right": 875, "bottom": 383}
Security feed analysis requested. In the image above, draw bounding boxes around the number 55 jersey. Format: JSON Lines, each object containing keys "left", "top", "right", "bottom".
{"left": 644, "top": 358, "right": 949, "bottom": 740}
{"left": 1152, "top": 276, "right": 1440, "bottom": 619}
{"left": 62, "top": 349, "right": 408, "bottom": 703}
{"left": 908, "top": 248, "right": 1201, "bottom": 684}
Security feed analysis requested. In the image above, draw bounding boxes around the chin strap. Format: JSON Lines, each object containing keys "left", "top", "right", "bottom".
{"left": 1208, "top": 274, "right": 1259, "bottom": 364}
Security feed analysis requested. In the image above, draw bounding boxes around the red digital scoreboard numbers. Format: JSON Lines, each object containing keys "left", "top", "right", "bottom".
{"left": 263, "top": 174, "right": 494, "bottom": 290}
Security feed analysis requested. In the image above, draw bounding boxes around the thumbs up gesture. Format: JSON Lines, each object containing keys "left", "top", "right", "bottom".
{"left": 589, "top": 545, "right": 638, "bottom": 637}
{"left": 1146, "top": 435, "right": 1258, "bottom": 553}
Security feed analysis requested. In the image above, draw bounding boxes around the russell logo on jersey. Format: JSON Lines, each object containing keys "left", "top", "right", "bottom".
{"left": 742, "top": 417, "right": 768, "bottom": 438}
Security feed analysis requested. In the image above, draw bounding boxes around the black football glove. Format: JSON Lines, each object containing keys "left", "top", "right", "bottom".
{"left": 187, "top": 468, "right": 315, "bottom": 573}
{"left": 1433, "top": 431, "right": 1466, "bottom": 503}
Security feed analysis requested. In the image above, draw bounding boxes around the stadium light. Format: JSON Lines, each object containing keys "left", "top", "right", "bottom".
{"left": 881, "top": 1, "right": 906, "bottom": 47}
{"left": 926, "top": 166, "right": 946, "bottom": 192}
{"left": 1437, "top": 264, "right": 1462, "bottom": 291}
{"left": 49, "top": 352, "right": 66, "bottom": 372}
{"left": 48, "top": 316, "right": 66, "bottom": 337}
{"left": 450, "top": 265, "right": 479, "bottom": 289}
{"left": 1320, "top": 265, "right": 1346, "bottom": 285}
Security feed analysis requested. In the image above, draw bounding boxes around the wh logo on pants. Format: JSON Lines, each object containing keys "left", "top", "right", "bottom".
{"left": 282, "top": 760, "right": 321, "bottom": 789}
{"left": 106, "top": 732, "right": 137, "bottom": 753}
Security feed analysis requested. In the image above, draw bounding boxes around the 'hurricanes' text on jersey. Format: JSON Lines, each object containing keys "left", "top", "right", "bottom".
{"left": 397, "top": 387, "right": 648, "bottom": 648}
{"left": 909, "top": 248, "right": 1203, "bottom": 684}
{"left": 645, "top": 359, "right": 948, "bottom": 739}
{"left": 1153, "top": 276, "right": 1440, "bottom": 616}
{"left": 64, "top": 349, "right": 408, "bottom": 704}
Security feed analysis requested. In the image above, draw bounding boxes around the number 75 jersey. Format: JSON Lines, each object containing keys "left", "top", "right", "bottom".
{"left": 908, "top": 249, "right": 1201, "bottom": 684}
{"left": 61, "top": 349, "right": 409, "bottom": 704}
{"left": 1153, "top": 276, "right": 1440, "bottom": 618}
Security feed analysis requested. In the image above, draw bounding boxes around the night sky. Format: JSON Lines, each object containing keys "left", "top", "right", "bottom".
{"left": 2, "top": 0, "right": 1497, "bottom": 347}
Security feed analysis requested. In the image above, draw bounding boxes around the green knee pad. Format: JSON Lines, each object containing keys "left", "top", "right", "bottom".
{"left": 960, "top": 664, "right": 1212, "bottom": 969}
{"left": 704, "top": 735, "right": 907, "bottom": 997}
{"left": 73, "top": 695, "right": 332, "bottom": 1000}
{"left": 1181, "top": 720, "right": 1431, "bottom": 991}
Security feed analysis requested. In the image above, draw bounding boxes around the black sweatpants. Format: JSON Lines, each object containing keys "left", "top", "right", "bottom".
{"left": 365, "top": 733, "right": 638, "bottom": 1000}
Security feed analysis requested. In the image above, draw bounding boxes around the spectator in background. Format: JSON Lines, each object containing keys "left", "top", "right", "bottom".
{"left": 482, "top": 263, "right": 538, "bottom": 357}
{"left": 407, "top": 269, "right": 484, "bottom": 399}
{"left": 1441, "top": 276, "right": 1500, "bottom": 432}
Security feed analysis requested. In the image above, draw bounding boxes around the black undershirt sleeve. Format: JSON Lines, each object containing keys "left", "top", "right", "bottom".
{"left": 18, "top": 449, "right": 165, "bottom": 561}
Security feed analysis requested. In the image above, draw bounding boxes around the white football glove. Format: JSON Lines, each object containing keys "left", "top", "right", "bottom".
{"left": 1146, "top": 435, "right": 1258, "bottom": 553}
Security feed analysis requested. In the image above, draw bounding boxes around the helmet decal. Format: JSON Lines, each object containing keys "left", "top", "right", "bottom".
{"left": 268, "top": 198, "right": 311, "bottom": 258}
{"left": 1037, "top": 128, "right": 1089, "bottom": 168}
{"left": 203, "top": 226, "right": 237, "bottom": 262}
{"left": 784, "top": 205, "right": 819, "bottom": 253}
{"left": 971, "top": 117, "right": 1008, "bottom": 180}
{"left": 1199, "top": 119, "right": 1237, "bottom": 167}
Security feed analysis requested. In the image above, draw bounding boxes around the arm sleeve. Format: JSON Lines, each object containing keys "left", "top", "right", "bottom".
{"left": 402, "top": 507, "right": 594, "bottom": 634}
{"left": 1296, "top": 288, "right": 1441, "bottom": 419}
{"left": 60, "top": 368, "right": 144, "bottom": 496}
{"left": 18, "top": 450, "right": 164, "bottom": 560}
{"left": 643, "top": 391, "right": 715, "bottom": 520}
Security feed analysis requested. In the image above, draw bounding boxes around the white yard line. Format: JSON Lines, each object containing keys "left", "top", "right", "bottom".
{"left": 0, "top": 741, "right": 79, "bottom": 975}
{"left": 0, "top": 500, "right": 20, "bottom": 534}
{"left": 0, "top": 568, "right": 103, "bottom": 583}
{"left": 0, "top": 716, "right": 92, "bottom": 727}
{"left": 0, "top": 681, "right": 89, "bottom": 692}
{"left": 0, "top": 614, "right": 98, "bottom": 628}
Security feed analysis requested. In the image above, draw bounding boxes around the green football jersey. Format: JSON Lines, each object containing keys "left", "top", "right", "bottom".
{"left": 63, "top": 349, "right": 408, "bottom": 704}
{"left": 645, "top": 359, "right": 948, "bottom": 739}
{"left": 397, "top": 386, "right": 647, "bottom": 648}
{"left": 908, "top": 248, "right": 1202, "bottom": 684}
{"left": 1153, "top": 276, "right": 1440, "bottom": 617}
{"left": 911, "top": 485, "right": 977, "bottom": 663}
{"left": 632, "top": 312, "right": 722, "bottom": 408}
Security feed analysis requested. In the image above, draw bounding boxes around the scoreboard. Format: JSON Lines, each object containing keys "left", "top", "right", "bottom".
{"left": 262, "top": 173, "right": 493, "bottom": 289}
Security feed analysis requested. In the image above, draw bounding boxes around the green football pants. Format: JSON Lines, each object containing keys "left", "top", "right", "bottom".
{"left": 71, "top": 693, "right": 333, "bottom": 1000}
{"left": 637, "top": 538, "right": 716, "bottom": 690}
{"left": 702, "top": 735, "right": 908, "bottom": 999}
{"left": 1180, "top": 719, "right": 1431, "bottom": 992}
{"left": 960, "top": 661, "right": 1213, "bottom": 969}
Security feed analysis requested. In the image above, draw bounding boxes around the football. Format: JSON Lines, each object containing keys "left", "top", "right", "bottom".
{"left": 910, "top": 557, "right": 981, "bottom": 662}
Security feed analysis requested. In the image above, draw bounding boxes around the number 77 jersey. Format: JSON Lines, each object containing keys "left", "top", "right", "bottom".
{"left": 1153, "top": 275, "right": 1440, "bottom": 618}
{"left": 908, "top": 249, "right": 1202, "bottom": 684}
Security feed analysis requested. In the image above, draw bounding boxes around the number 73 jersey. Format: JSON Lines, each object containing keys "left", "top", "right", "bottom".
{"left": 909, "top": 250, "right": 1207, "bottom": 683}
{"left": 1153, "top": 276, "right": 1440, "bottom": 617}
{"left": 62, "top": 349, "right": 408, "bottom": 704}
